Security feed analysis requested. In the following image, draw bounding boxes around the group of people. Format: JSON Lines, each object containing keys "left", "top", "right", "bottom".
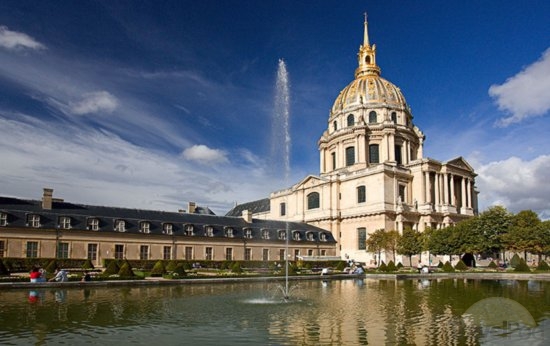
{"left": 29, "top": 267, "right": 92, "bottom": 282}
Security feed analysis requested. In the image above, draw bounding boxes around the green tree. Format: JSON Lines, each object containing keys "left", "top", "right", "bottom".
{"left": 474, "top": 206, "right": 513, "bottom": 258}
{"left": 426, "top": 226, "right": 461, "bottom": 257}
{"left": 366, "top": 229, "right": 387, "bottom": 266}
{"left": 384, "top": 230, "right": 400, "bottom": 262}
{"left": 397, "top": 227, "right": 423, "bottom": 266}
{"left": 503, "top": 210, "right": 541, "bottom": 260}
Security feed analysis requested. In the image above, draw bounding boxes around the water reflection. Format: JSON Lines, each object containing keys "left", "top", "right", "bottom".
{"left": 0, "top": 279, "right": 547, "bottom": 345}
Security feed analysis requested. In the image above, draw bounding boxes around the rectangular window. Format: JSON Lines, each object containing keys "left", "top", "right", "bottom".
{"left": 244, "top": 248, "right": 251, "bottom": 261}
{"left": 163, "top": 246, "right": 172, "bottom": 260}
{"left": 262, "top": 229, "right": 270, "bottom": 240}
{"left": 140, "top": 221, "right": 150, "bottom": 233}
{"left": 294, "top": 249, "right": 300, "bottom": 260}
{"left": 321, "top": 249, "right": 327, "bottom": 256}
{"left": 358, "top": 228, "right": 367, "bottom": 250}
{"left": 59, "top": 216, "right": 71, "bottom": 229}
{"left": 395, "top": 145, "right": 402, "bottom": 165}
{"left": 307, "top": 249, "right": 313, "bottom": 256}
{"left": 185, "top": 246, "right": 193, "bottom": 260}
{"left": 57, "top": 242, "right": 69, "bottom": 259}
{"left": 225, "top": 227, "right": 234, "bottom": 238}
{"left": 369, "top": 144, "right": 379, "bottom": 164}
{"left": 26, "top": 241, "right": 38, "bottom": 258}
{"left": 163, "top": 223, "right": 173, "bottom": 235}
{"left": 331, "top": 152, "right": 336, "bottom": 170}
{"left": 87, "top": 243, "right": 98, "bottom": 261}
{"left": 185, "top": 225, "right": 194, "bottom": 236}
{"left": 262, "top": 249, "right": 269, "bottom": 261}
{"left": 225, "top": 248, "right": 233, "bottom": 261}
{"left": 278, "top": 230, "right": 287, "bottom": 240}
{"left": 0, "top": 240, "right": 5, "bottom": 257}
{"left": 0, "top": 213, "right": 7, "bottom": 226}
{"left": 244, "top": 229, "right": 253, "bottom": 239}
{"left": 279, "top": 249, "right": 285, "bottom": 261}
{"left": 114, "top": 244, "right": 124, "bottom": 260}
{"left": 205, "top": 247, "right": 213, "bottom": 261}
{"left": 88, "top": 218, "right": 99, "bottom": 231}
{"left": 115, "top": 220, "right": 126, "bottom": 232}
{"left": 27, "top": 214, "right": 40, "bottom": 228}
{"left": 399, "top": 185, "right": 406, "bottom": 203}
{"left": 140, "top": 245, "right": 149, "bottom": 260}
{"left": 357, "top": 185, "right": 366, "bottom": 203}
{"left": 280, "top": 202, "right": 286, "bottom": 216}
{"left": 345, "top": 146, "right": 355, "bottom": 166}
{"left": 206, "top": 226, "right": 214, "bottom": 237}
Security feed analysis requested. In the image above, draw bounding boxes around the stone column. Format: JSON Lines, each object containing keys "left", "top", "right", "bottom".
{"left": 424, "top": 171, "right": 431, "bottom": 204}
{"left": 443, "top": 173, "right": 449, "bottom": 205}
{"left": 434, "top": 173, "right": 440, "bottom": 206}
{"left": 450, "top": 174, "right": 455, "bottom": 206}
{"left": 461, "top": 177, "right": 466, "bottom": 210}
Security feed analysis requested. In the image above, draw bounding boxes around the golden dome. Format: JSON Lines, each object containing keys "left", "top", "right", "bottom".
{"left": 331, "top": 75, "right": 408, "bottom": 114}
{"left": 331, "top": 14, "right": 409, "bottom": 116}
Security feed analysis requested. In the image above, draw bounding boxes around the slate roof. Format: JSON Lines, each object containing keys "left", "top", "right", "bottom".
{"left": 0, "top": 196, "right": 335, "bottom": 243}
{"left": 225, "top": 198, "right": 270, "bottom": 217}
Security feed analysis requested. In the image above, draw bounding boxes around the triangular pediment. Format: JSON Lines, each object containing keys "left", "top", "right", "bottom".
{"left": 294, "top": 175, "right": 325, "bottom": 189}
{"left": 445, "top": 157, "right": 474, "bottom": 172}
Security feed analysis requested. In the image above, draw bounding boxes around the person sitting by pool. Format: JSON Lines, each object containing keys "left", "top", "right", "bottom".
{"left": 49, "top": 268, "right": 68, "bottom": 282}
{"left": 352, "top": 265, "right": 364, "bottom": 275}
{"left": 29, "top": 267, "right": 41, "bottom": 283}
{"left": 81, "top": 271, "right": 91, "bottom": 282}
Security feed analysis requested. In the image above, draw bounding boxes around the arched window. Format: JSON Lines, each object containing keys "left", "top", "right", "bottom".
{"left": 307, "top": 192, "right": 320, "bottom": 210}
{"left": 369, "top": 144, "right": 379, "bottom": 164}
{"left": 345, "top": 146, "right": 355, "bottom": 166}
{"left": 357, "top": 185, "right": 366, "bottom": 203}
{"left": 369, "top": 111, "right": 377, "bottom": 123}
{"left": 395, "top": 144, "right": 402, "bottom": 165}
{"left": 391, "top": 112, "right": 397, "bottom": 123}
{"left": 347, "top": 114, "right": 355, "bottom": 127}
{"left": 333, "top": 120, "right": 338, "bottom": 131}
{"left": 366, "top": 56, "right": 371, "bottom": 64}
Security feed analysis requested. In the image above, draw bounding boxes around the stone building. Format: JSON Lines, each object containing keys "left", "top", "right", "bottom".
{"left": 0, "top": 188, "right": 336, "bottom": 266}
{"left": 228, "top": 16, "right": 478, "bottom": 264}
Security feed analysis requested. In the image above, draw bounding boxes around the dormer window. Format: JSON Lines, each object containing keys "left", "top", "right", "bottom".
{"left": 88, "top": 218, "right": 99, "bottom": 231}
{"left": 278, "top": 230, "right": 287, "bottom": 240}
{"left": 262, "top": 229, "right": 270, "bottom": 240}
{"left": 27, "top": 214, "right": 40, "bottom": 228}
{"left": 140, "top": 221, "right": 150, "bottom": 234}
{"left": 0, "top": 212, "right": 8, "bottom": 226}
{"left": 114, "top": 219, "right": 126, "bottom": 232}
{"left": 59, "top": 216, "right": 71, "bottom": 229}
{"left": 369, "top": 111, "right": 377, "bottom": 123}
{"left": 333, "top": 120, "right": 338, "bottom": 131}
{"left": 184, "top": 224, "right": 194, "bottom": 236}
{"left": 205, "top": 226, "right": 214, "bottom": 237}
{"left": 163, "top": 223, "right": 173, "bottom": 235}
{"left": 306, "top": 232, "right": 315, "bottom": 241}
{"left": 225, "top": 227, "right": 234, "bottom": 238}
{"left": 244, "top": 228, "right": 253, "bottom": 239}
{"left": 391, "top": 112, "right": 397, "bottom": 123}
{"left": 293, "top": 231, "right": 301, "bottom": 241}
{"left": 320, "top": 232, "right": 327, "bottom": 242}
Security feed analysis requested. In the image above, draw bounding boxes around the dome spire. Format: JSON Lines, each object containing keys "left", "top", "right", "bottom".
{"left": 355, "top": 12, "right": 381, "bottom": 78}
{"left": 363, "top": 12, "right": 370, "bottom": 47}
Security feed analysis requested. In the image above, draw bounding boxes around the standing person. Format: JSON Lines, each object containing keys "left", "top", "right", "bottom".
{"left": 49, "top": 268, "right": 68, "bottom": 282}
{"left": 417, "top": 262, "right": 423, "bottom": 273}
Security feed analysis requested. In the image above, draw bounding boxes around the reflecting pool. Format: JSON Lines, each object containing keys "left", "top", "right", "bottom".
{"left": 0, "top": 278, "right": 548, "bottom": 345}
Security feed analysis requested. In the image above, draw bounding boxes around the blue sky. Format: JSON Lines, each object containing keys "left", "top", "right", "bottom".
{"left": 0, "top": 1, "right": 549, "bottom": 218}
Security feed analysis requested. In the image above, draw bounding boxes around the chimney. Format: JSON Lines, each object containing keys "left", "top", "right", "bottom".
{"left": 242, "top": 210, "right": 252, "bottom": 223}
{"left": 187, "top": 202, "right": 196, "bottom": 214}
{"left": 42, "top": 188, "right": 53, "bottom": 210}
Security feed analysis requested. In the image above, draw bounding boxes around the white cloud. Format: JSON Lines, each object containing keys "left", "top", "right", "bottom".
{"left": 489, "top": 48, "right": 550, "bottom": 126}
{"left": 0, "top": 26, "right": 45, "bottom": 50}
{"left": 181, "top": 145, "right": 228, "bottom": 165}
{"left": 476, "top": 155, "right": 550, "bottom": 219}
{"left": 69, "top": 91, "right": 118, "bottom": 115}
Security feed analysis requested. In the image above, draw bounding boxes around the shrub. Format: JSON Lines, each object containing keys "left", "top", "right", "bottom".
{"left": 386, "top": 260, "right": 397, "bottom": 272}
{"left": 165, "top": 260, "right": 178, "bottom": 272}
{"left": 231, "top": 262, "right": 243, "bottom": 274}
{"left": 442, "top": 261, "right": 455, "bottom": 272}
{"left": 514, "top": 258, "right": 531, "bottom": 272}
{"left": 118, "top": 261, "right": 136, "bottom": 277}
{"left": 488, "top": 261, "right": 498, "bottom": 269}
{"left": 150, "top": 260, "right": 166, "bottom": 277}
{"left": 45, "top": 260, "right": 58, "bottom": 274}
{"left": 378, "top": 261, "right": 387, "bottom": 272}
{"left": 510, "top": 254, "right": 521, "bottom": 268}
{"left": 0, "top": 260, "right": 9, "bottom": 275}
{"left": 82, "top": 259, "right": 95, "bottom": 270}
{"left": 537, "top": 260, "right": 550, "bottom": 271}
{"left": 454, "top": 260, "right": 468, "bottom": 271}
{"left": 183, "top": 262, "right": 193, "bottom": 270}
{"left": 396, "top": 262, "right": 403, "bottom": 269}
{"left": 336, "top": 261, "right": 346, "bottom": 271}
{"left": 171, "top": 263, "right": 187, "bottom": 278}
{"left": 437, "top": 261, "right": 444, "bottom": 268}
{"left": 103, "top": 261, "right": 120, "bottom": 276}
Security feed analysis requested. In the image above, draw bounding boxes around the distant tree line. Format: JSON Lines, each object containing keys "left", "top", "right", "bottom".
{"left": 365, "top": 206, "right": 550, "bottom": 266}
